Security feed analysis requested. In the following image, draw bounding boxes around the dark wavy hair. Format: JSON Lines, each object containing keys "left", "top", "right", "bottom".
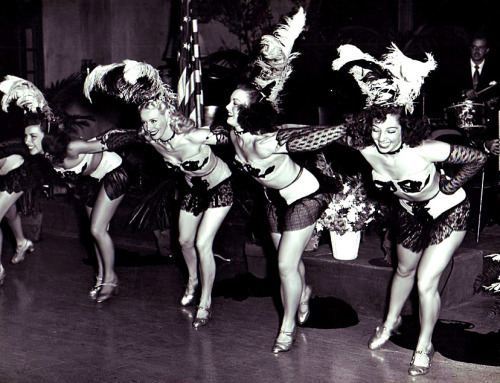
{"left": 345, "top": 106, "right": 431, "bottom": 149}
{"left": 24, "top": 113, "right": 70, "bottom": 165}
{"left": 234, "top": 82, "right": 279, "bottom": 134}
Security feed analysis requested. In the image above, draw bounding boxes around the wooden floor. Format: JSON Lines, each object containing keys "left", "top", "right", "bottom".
{"left": 0, "top": 229, "right": 499, "bottom": 383}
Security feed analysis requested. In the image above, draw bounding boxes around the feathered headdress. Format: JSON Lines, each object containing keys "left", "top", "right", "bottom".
{"left": 0, "top": 74, "right": 96, "bottom": 134}
{"left": 332, "top": 43, "right": 437, "bottom": 114}
{"left": 83, "top": 59, "right": 177, "bottom": 112}
{"left": 252, "top": 7, "right": 307, "bottom": 111}
{"left": 0, "top": 75, "right": 53, "bottom": 119}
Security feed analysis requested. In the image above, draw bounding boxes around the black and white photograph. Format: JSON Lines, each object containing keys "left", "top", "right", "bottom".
{"left": 0, "top": 1, "right": 499, "bottom": 382}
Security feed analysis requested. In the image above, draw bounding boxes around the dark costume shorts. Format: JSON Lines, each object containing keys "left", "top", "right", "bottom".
{"left": 180, "top": 177, "right": 233, "bottom": 216}
{"left": 75, "top": 166, "right": 129, "bottom": 208}
{"left": 395, "top": 197, "right": 470, "bottom": 253}
{"left": 265, "top": 189, "right": 330, "bottom": 233}
{"left": 0, "top": 162, "right": 39, "bottom": 194}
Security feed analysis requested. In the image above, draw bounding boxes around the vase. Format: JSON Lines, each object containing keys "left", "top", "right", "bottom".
{"left": 329, "top": 231, "right": 361, "bottom": 260}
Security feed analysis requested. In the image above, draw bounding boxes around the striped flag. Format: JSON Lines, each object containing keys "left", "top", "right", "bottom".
{"left": 177, "top": 0, "right": 203, "bottom": 127}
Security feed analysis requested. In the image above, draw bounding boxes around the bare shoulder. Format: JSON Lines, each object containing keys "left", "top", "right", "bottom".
{"left": 417, "top": 139, "right": 451, "bottom": 161}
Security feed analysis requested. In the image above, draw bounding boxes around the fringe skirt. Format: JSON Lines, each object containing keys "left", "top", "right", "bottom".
{"left": 395, "top": 198, "right": 470, "bottom": 253}
{"left": 180, "top": 176, "right": 233, "bottom": 216}
{"left": 75, "top": 165, "right": 129, "bottom": 208}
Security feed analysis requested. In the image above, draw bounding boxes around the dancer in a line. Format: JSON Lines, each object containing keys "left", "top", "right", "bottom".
{"left": 23, "top": 115, "right": 128, "bottom": 303}
{"left": 0, "top": 76, "right": 53, "bottom": 285}
{"left": 223, "top": 7, "right": 344, "bottom": 353}
{"left": 329, "top": 43, "right": 487, "bottom": 375}
{"left": 83, "top": 61, "right": 233, "bottom": 327}
{"left": 1, "top": 74, "right": 130, "bottom": 302}
{"left": 0, "top": 140, "right": 36, "bottom": 284}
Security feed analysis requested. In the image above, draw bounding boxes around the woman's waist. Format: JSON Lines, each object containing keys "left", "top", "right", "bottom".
{"left": 87, "top": 152, "right": 122, "bottom": 180}
{"left": 265, "top": 167, "right": 320, "bottom": 205}
{"left": 185, "top": 157, "right": 231, "bottom": 189}
{"left": 393, "top": 183, "right": 440, "bottom": 202}
{"left": 253, "top": 162, "right": 303, "bottom": 189}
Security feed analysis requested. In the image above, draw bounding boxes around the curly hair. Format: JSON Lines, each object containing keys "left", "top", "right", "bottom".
{"left": 237, "top": 102, "right": 278, "bottom": 135}
{"left": 138, "top": 99, "right": 196, "bottom": 134}
{"left": 345, "top": 106, "right": 431, "bottom": 149}
{"left": 24, "top": 113, "right": 50, "bottom": 133}
{"left": 23, "top": 113, "right": 70, "bottom": 164}
{"left": 234, "top": 82, "right": 279, "bottom": 135}
{"left": 40, "top": 129, "right": 71, "bottom": 165}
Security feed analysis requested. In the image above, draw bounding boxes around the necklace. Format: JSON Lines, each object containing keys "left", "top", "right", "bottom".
{"left": 379, "top": 142, "right": 403, "bottom": 155}
{"left": 156, "top": 130, "right": 175, "bottom": 144}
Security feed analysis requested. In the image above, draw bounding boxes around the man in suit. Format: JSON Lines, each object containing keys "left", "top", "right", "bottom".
{"left": 460, "top": 35, "right": 498, "bottom": 103}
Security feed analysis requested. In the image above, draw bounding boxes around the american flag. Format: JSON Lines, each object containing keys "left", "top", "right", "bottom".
{"left": 177, "top": 0, "right": 203, "bottom": 127}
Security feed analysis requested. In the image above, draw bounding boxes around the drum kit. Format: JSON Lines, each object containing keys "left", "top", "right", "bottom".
{"left": 442, "top": 81, "right": 498, "bottom": 139}
{"left": 438, "top": 82, "right": 499, "bottom": 242}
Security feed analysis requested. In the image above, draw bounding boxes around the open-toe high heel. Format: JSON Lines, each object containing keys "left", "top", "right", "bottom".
{"left": 297, "top": 285, "right": 312, "bottom": 325}
{"left": 89, "top": 276, "right": 103, "bottom": 300}
{"left": 408, "top": 344, "right": 434, "bottom": 376}
{"left": 192, "top": 306, "right": 211, "bottom": 328}
{"left": 180, "top": 278, "right": 199, "bottom": 307}
{"left": 272, "top": 327, "right": 297, "bottom": 354}
{"left": 96, "top": 278, "right": 119, "bottom": 303}
{"left": 11, "top": 239, "right": 35, "bottom": 265}
{"left": 368, "top": 316, "right": 403, "bottom": 350}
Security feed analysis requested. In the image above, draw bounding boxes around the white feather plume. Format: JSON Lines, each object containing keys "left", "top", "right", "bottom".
{"left": 253, "top": 7, "right": 307, "bottom": 111}
{"left": 332, "top": 43, "right": 437, "bottom": 114}
{"left": 83, "top": 60, "right": 177, "bottom": 109}
{"left": 0, "top": 75, "right": 52, "bottom": 116}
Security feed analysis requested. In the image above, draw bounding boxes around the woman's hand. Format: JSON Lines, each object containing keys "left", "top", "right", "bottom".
{"left": 485, "top": 139, "right": 500, "bottom": 155}
{"left": 425, "top": 189, "right": 466, "bottom": 219}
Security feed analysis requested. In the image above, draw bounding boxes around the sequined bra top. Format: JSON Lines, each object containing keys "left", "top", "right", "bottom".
{"left": 163, "top": 144, "right": 214, "bottom": 175}
{"left": 233, "top": 153, "right": 299, "bottom": 189}
{"left": 164, "top": 145, "right": 231, "bottom": 189}
{"left": 372, "top": 163, "right": 438, "bottom": 197}
{"left": 53, "top": 152, "right": 93, "bottom": 176}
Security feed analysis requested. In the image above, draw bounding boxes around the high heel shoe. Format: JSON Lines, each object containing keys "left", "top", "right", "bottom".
{"left": 11, "top": 239, "right": 34, "bottom": 264}
{"left": 368, "top": 316, "right": 403, "bottom": 350}
{"left": 408, "top": 344, "right": 434, "bottom": 376}
{"left": 180, "top": 279, "right": 199, "bottom": 306}
{"left": 96, "top": 279, "right": 119, "bottom": 303}
{"left": 0, "top": 267, "right": 6, "bottom": 286}
{"left": 88, "top": 276, "right": 103, "bottom": 300}
{"left": 192, "top": 306, "right": 211, "bottom": 328}
{"left": 297, "top": 285, "right": 312, "bottom": 325}
{"left": 272, "top": 327, "right": 297, "bottom": 354}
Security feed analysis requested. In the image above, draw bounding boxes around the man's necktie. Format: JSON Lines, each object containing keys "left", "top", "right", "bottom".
{"left": 473, "top": 65, "right": 480, "bottom": 90}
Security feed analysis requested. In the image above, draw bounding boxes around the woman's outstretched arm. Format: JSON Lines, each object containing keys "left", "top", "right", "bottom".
{"left": 275, "top": 125, "right": 347, "bottom": 152}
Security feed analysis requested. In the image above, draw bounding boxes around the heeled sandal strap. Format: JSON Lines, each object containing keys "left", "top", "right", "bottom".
{"left": 100, "top": 282, "right": 118, "bottom": 287}
{"left": 411, "top": 347, "right": 434, "bottom": 365}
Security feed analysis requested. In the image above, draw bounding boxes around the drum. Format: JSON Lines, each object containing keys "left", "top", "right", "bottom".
{"left": 445, "top": 101, "right": 487, "bottom": 130}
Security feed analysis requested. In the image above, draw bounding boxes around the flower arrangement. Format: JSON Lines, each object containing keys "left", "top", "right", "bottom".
{"left": 483, "top": 254, "right": 500, "bottom": 294}
{"left": 315, "top": 153, "right": 377, "bottom": 236}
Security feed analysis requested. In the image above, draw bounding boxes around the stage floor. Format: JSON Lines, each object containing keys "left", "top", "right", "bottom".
{"left": 0, "top": 224, "right": 498, "bottom": 382}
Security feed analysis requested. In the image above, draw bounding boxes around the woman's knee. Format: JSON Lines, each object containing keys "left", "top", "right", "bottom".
{"left": 179, "top": 235, "right": 195, "bottom": 250}
{"left": 395, "top": 265, "right": 416, "bottom": 279}
{"left": 195, "top": 238, "right": 212, "bottom": 257}
{"left": 90, "top": 225, "right": 108, "bottom": 241}
{"left": 417, "top": 276, "right": 439, "bottom": 297}
{"left": 278, "top": 259, "right": 299, "bottom": 278}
